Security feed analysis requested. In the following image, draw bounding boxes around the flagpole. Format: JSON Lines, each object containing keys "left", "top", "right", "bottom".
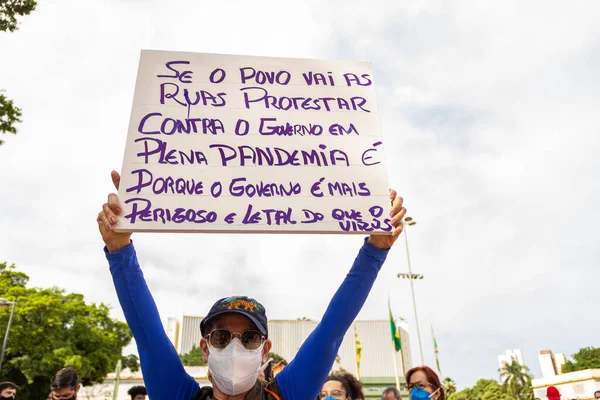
{"left": 391, "top": 340, "right": 401, "bottom": 391}
{"left": 388, "top": 295, "right": 401, "bottom": 391}
{"left": 431, "top": 325, "right": 442, "bottom": 379}
{"left": 397, "top": 320, "right": 406, "bottom": 377}
{"left": 404, "top": 223, "right": 424, "bottom": 366}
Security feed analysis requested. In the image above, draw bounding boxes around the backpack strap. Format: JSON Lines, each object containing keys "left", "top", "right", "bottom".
{"left": 264, "top": 387, "right": 282, "bottom": 400}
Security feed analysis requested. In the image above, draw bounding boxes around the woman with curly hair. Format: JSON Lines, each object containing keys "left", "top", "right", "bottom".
{"left": 317, "top": 372, "right": 364, "bottom": 400}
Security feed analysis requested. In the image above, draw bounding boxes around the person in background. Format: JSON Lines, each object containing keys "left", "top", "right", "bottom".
{"left": 128, "top": 385, "right": 147, "bottom": 400}
{"left": 0, "top": 382, "right": 17, "bottom": 400}
{"left": 318, "top": 372, "right": 364, "bottom": 400}
{"left": 405, "top": 366, "right": 443, "bottom": 400}
{"left": 50, "top": 367, "right": 80, "bottom": 400}
{"left": 382, "top": 386, "right": 401, "bottom": 400}
{"left": 546, "top": 386, "right": 561, "bottom": 400}
{"left": 594, "top": 390, "right": 600, "bottom": 399}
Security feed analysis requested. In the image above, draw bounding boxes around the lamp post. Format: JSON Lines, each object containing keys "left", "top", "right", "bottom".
{"left": 397, "top": 217, "right": 424, "bottom": 366}
{"left": 0, "top": 298, "right": 16, "bottom": 370}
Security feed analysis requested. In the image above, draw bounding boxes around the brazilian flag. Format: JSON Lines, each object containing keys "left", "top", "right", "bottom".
{"left": 389, "top": 300, "right": 402, "bottom": 351}
{"left": 354, "top": 326, "right": 362, "bottom": 379}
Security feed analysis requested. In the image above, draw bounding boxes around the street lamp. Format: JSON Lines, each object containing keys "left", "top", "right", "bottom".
{"left": 0, "top": 298, "right": 17, "bottom": 370}
{"left": 397, "top": 216, "right": 425, "bottom": 366}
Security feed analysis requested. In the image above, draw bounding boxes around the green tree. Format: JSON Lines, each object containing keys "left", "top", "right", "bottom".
{"left": 0, "top": 91, "right": 22, "bottom": 145}
{"left": 442, "top": 377, "right": 457, "bottom": 396}
{"left": 562, "top": 347, "right": 600, "bottom": 373}
{"left": 448, "top": 379, "right": 517, "bottom": 400}
{"left": 0, "top": 262, "right": 137, "bottom": 398}
{"left": 0, "top": 0, "right": 37, "bottom": 32}
{"left": 180, "top": 345, "right": 206, "bottom": 366}
{"left": 481, "top": 384, "right": 515, "bottom": 400}
{"left": 1, "top": 0, "right": 37, "bottom": 144}
{"left": 499, "top": 358, "right": 533, "bottom": 400}
{"left": 121, "top": 354, "right": 140, "bottom": 371}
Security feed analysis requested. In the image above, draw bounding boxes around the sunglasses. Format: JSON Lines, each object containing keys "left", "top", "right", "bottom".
{"left": 205, "top": 329, "right": 265, "bottom": 350}
{"left": 407, "top": 382, "right": 432, "bottom": 391}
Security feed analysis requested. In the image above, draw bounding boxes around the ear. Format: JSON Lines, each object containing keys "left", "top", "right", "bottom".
{"left": 200, "top": 338, "right": 209, "bottom": 363}
{"left": 262, "top": 339, "right": 272, "bottom": 362}
{"left": 76, "top": 384, "right": 81, "bottom": 392}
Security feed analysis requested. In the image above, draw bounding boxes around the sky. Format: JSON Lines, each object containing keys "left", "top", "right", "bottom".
{"left": 1, "top": 0, "right": 599, "bottom": 389}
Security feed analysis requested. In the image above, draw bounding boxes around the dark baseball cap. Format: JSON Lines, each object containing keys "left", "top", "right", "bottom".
{"left": 200, "top": 296, "right": 268, "bottom": 337}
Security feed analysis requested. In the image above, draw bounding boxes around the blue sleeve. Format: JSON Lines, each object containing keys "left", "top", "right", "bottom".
{"left": 275, "top": 238, "right": 389, "bottom": 400}
{"left": 106, "top": 242, "right": 200, "bottom": 400}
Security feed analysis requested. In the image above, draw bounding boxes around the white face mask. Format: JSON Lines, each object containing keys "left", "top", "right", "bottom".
{"left": 208, "top": 338, "right": 266, "bottom": 396}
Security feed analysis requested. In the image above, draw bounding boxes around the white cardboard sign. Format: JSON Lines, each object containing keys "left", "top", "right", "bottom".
{"left": 116, "top": 50, "right": 391, "bottom": 234}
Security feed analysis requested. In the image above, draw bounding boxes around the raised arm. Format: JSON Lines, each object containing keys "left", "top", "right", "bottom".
{"left": 276, "top": 191, "right": 406, "bottom": 400}
{"left": 97, "top": 171, "right": 199, "bottom": 400}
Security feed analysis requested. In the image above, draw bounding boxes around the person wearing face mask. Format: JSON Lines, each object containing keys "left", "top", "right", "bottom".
{"left": 0, "top": 382, "right": 17, "bottom": 400}
{"left": 49, "top": 367, "right": 80, "bottom": 400}
{"left": 318, "top": 372, "right": 364, "bottom": 400}
{"left": 128, "top": 385, "right": 147, "bottom": 400}
{"left": 405, "top": 367, "right": 444, "bottom": 400}
{"left": 97, "top": 171, "right": 406, "bottom": 400}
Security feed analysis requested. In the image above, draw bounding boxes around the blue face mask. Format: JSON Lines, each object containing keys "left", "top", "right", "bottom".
{"left": 323, "top": 397, "right": 337, "bottom": 400}
{"left": 410, "top": 387, "right": 432, "bottom": 400}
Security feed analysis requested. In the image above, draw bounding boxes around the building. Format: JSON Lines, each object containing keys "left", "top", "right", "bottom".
{"left": 498, "top": 349, "right": 525, "bottom": 369}
{"left": 532, "top": 369, "right": 600, "bottom": 399}
{"left": 178, "top": 315, "right": 204, "bottom": 355}
{"left": 539, "top": 350, "right": 567, "bottom": 379}
{"left": 166, "top": 317, "right": 181, "bottom": 353}
{"left": 175, "top": 316, "right": 413, "bottom": 399}
{"left": 80, "top": 366, "right": 210, "bottom": 400}
{"left": 498, "top": 349, "right": 526, "bottom": 383}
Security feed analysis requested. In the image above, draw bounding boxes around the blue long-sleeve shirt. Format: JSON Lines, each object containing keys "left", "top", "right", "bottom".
{"left": 106, "top": 238, "right": 388, "bottom": 400}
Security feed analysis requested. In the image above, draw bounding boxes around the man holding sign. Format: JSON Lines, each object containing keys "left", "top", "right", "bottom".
{"left": 97, "top": 171, "right": 406, "bottom": 400}
{"left": 100, "top": 49, "right": 404, "bottom": 400}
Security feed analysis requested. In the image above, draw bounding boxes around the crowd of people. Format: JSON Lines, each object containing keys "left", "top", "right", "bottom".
{"left": 0, "top": 365, "right": 443, "bottom": 400}
{"left": 0, "top": 368, "right": 147, "bottom": 399}
{"left": 317, "top": 366, "right": 443, "bottom": 400}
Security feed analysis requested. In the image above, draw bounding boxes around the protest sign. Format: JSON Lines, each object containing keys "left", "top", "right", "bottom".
{"left": 116, "top": 50, "right": 392, "bottom": 233}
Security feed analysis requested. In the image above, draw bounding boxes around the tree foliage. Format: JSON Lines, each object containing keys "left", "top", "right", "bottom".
{"left": 0, "top": 91, "right": 22, "bottom": 145}
{"left": 499, "top": 358, "right": 533, "bottom": 400}
{"left": 180, "top": 345, "right": 206, "bottom": 366}
{"left": 443, "top": 377, "right": 457, "bottom": 396}
{"left": 0, "top": 0, "right": 37, "bottom": 32}
{"left": 1, "top": 0, "right": 37, "bottom": 144}
{"left": 448, "top": 379, "right": 517, "bottom": 400}
{"left": 562, "top": 347, "right": 600, "bottom": 373}
{"left": 0, "top": 262, "right": 137, "bottom": 398}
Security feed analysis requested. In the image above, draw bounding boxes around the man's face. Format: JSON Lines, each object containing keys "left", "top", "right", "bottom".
{"left": 51, "top": 385, "right": 79, "bottom": 400}
{"left": 382, "top": 392, "right": 398, "bottom": 400}
{"left": 0, "top": 388, "right": 16, "bottom": 398}
{"left": 133, "top": 395, "right": 146, "bottom": 400}
{"left": 594, "top": 391, "right": 600, "bottom": 400}
{"left": 200, "top": 313, "right": 271, "bottom": 362}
